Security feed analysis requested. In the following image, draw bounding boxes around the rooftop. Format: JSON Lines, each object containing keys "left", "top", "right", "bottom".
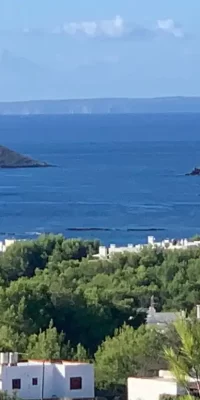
{"left": 146, "top": 308, "right": 180, "bottom": 325}
{"left": 128, "top": 373, "right": 200, "bottom": 392}
{"left": 128, "top": 376, "right": 177, "bottom": 383}
{"left": 145, "top": 296, "right": 184, "bottom": 327}
{"left": 17, "top": 359, "right": 90, "bottom": 366}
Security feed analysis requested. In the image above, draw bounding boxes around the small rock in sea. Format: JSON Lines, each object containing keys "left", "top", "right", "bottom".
{"left": 186, "top": 167, "right": 200, "bottom": 176}
{"left": 0, "top": 144, "right": 50, "bottom": 169}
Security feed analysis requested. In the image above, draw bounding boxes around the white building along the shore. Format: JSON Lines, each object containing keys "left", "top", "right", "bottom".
{"left": 94, "top": 235, "right": 200, "bottom": 259}
{"left": 0, "top": 239, "right": 16, "bottom": 253}
{"left": 0, "top": 353, "right": 94, "bottom": 400}
{"left": 2, "top": 235, "right": 200, "bottom": 258}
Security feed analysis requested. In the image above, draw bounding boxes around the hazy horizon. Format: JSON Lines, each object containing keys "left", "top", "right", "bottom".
{"left": 1, "top": 95, "right": 200, "bottom": 103}
{"left": 0, "top": 0, "right": 199, "bottom": 101}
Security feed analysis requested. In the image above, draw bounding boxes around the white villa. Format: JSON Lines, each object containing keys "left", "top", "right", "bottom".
{"left": 0, "top": 353, "right": 94, "bottom": 400}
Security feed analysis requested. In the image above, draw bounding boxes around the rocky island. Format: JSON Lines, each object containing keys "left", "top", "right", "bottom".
{"left": 0, "top": 145, "right": 50, "bottom": 168}
{"left": 186, "top": 167, "right": 200, "bottom": 176}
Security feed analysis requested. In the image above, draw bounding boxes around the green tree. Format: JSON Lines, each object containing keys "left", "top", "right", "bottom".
{"left": 49, "top": 238, "right": 99, "bottom": 264}
{"left": 0, "top": 325, "right": 26, "bottom": 353}
{"left": 27, "top": 320, "right": 64, "bottom": 360}
{"left": 68, "top": 343, "right": 89, "bottom": 362}
{"left": 0, "top": 235, "right": 64, "bottom": 283}
{"left": 164, "top": 318, "right": 200, "bottom": 396}
{"left": 95, "top": 324, "right": 166, "bottom": 389}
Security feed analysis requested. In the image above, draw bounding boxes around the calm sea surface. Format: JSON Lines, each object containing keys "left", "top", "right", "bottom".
{"left": 1, "top": 113, "right": 200, "bottom": 245}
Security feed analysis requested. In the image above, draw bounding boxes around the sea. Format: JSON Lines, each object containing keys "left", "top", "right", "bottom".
{"left": 1, "top": 113, "right": 200, "bottom": 245}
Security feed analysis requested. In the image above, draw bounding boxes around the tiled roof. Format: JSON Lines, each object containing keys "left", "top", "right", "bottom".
{"left": 146, "top": 309, "right": 179, "bottom": 325}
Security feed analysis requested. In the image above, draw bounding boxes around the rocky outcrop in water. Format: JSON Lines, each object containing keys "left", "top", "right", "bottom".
{"left": 186, "top": 167, "right": 200, "bottom": 176}
{"left": 0, "top": 145, "right": 50, "bottom": 168}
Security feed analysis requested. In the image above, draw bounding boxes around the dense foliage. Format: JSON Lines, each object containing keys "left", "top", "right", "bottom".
{"left": 165, "top": 318, "right": 200, "bottom": 396}
{"left": 1, "top": 235, "right": 200, "bottom": 388}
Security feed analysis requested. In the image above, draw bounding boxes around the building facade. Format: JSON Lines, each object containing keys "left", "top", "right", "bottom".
{"left": 0, "top": 356, "right": 94, "bottom": 400}
{"left": 127, "top": 371, "right": 186, "bottom": 400}
{"left": 0, "top": 239, "right": 16, "bottom": 253}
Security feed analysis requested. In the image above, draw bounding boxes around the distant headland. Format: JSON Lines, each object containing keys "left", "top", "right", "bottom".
{"left": 1, "top": 96, "right": 200, "bottom": 115}
{"left": 0, "top": 145, "right": 50, "bottom": 169}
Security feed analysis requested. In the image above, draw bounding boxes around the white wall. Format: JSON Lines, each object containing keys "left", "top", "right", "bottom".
{"left": 0, "top": 239, "right": 16, "bottom": 253}
{"left": 2, "top": 364, "right": 49, "bottom": 400}
{"left": 127, "top": 377, "right": 185, "bottom": 400}
{"left": 99, "top": 246, "right": 107, "bottom": 258}
{"left": 2, "top": 362, "right": 94, "bottom": 400}
{"left": 63, "top": 363, "right": 94, "bottom": 399}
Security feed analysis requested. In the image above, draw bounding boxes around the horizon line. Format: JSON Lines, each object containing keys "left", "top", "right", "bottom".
{"left": 1, "top": 96, "right": 200, "bottom": 104}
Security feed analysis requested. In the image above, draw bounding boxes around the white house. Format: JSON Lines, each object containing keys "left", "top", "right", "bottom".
{"left": 127, "top": 371, "right": 186, "bottom": 400}
{"left": 0, "top": 354, "right": 94, "bottom": 400}
{"left": 0, "top": 239, "right": 16, "bottom": 253}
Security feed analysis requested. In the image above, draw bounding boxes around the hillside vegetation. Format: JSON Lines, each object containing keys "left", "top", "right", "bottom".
{"left": 0, "top": 234, "right": 200, "bottom": 388}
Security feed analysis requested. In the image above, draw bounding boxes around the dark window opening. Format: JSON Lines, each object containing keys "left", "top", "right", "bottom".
{"left": 70, "top": 377, "right": 82, "bottom": 390}
{"left": 32, "top": 378, "right": 38, "bottom": 386}
{"left": 12, "top": 379, "right": 21, "bottom": 390}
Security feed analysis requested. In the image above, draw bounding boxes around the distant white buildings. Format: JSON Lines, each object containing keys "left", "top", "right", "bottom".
{"left": 0, "top": 353, "right": 94, "bottom": 400}
{"left": 0, "top": 239, "right": 16, "bottom": 253}
{"left": 2, "top": 235, "right": 200, "bottom": 258}
{"left": 94, "top": 235, "right": 200, "bottom": 259}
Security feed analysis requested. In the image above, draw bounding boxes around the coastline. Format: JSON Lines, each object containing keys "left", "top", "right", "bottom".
{"left": 1, "top": 234, "right": 200, "bottom": 256}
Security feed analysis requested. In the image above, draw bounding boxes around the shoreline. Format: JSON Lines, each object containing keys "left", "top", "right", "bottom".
{"left": 1, "top": 234, "right": 200, "bottom": 256}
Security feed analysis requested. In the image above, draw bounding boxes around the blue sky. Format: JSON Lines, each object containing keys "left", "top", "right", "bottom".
{"left": 0, "top": 0, "right": 199, "bottom": 100}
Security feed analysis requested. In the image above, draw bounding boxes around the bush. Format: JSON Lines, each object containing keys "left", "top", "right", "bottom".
{"left": 0, "top": 392, "right": 21, "bottom": 400}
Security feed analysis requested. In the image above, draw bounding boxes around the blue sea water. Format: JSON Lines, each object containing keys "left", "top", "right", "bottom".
{"left": 1, "top": 113, "right": 200, "bottom": 245}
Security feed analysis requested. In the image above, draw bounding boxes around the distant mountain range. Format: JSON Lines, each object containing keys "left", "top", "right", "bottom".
{"left": 1, "top": 97, "right": 200, "bottom": 115}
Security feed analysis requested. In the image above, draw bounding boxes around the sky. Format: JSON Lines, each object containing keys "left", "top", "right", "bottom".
{"left": 0, "top": 0, "right": 199, "bottom": 100}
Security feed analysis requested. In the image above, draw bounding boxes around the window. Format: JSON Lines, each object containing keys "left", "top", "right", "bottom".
{"left": 12, "top": 379, "right": 21, "bottom": 390}
{"left": 32, "top": 378, "right": 38, "bottom": 386}
{"left": 70, "top": 377, "right": 82, "bottom": 390}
